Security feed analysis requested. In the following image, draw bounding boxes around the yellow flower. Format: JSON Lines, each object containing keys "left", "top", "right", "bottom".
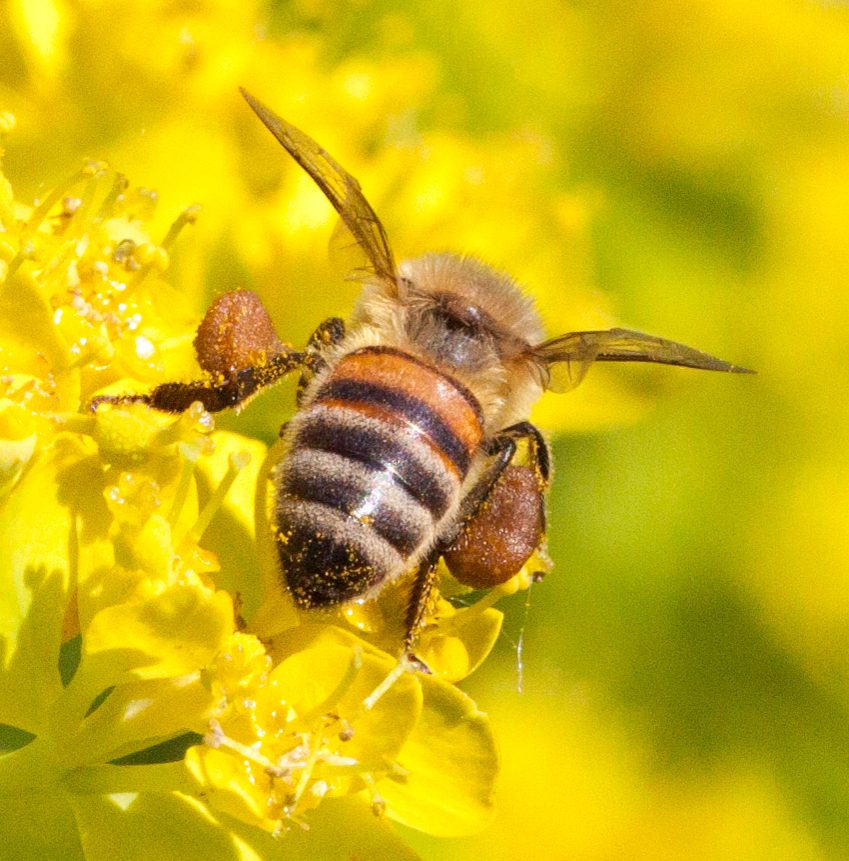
{"left": 188, "top": 625, "right": 496, "bottom": 837}
{"left": 0, "top": 123, "right": 500, "bottom": 857}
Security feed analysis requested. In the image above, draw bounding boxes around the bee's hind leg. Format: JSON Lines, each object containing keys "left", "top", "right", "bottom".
{"left": 441, "top": 421, "right": 551, "bottom": 590}
{"left": 402, "top": 552, "right": 441, "bottom": 667}
{"left": 295, "top": 316, "right": 346, "bottom": 405}
{"left": 90, "top": 349, "right": 307, "bottom": 414}
{"left": 90, "top": 289, "right": 307, "bottom": 414}
{"left": 401, "top": 422, "right": 551, "bottom": 664}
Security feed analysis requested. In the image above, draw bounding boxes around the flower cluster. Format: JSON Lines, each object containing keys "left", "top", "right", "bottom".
{"left": 0, "top": 117, "right": 524, "bottom": 856}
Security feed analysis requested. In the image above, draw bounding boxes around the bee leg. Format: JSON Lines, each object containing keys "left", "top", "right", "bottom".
{"left": 296, "top": 317, "right": 346, "bottom": 405}
{"left": 442, "top": 422, "right": 549, "bottom": 544}
{"left": 439, "top": 421, "right": 551, "bottom": 589}
{"left": 402, "top": 423, "right": 550, "bottom": 655}
{"left": 90, "top": 349, "right": 307, "bottom": 414}
{"left": 91, "top": 289, "right": 309, "bottom": 414}
{"left": 403, "top": 551, "right": 441, "bottom": 660}
{"left": 495, "top": 421, "right": 551, "bottom": 484}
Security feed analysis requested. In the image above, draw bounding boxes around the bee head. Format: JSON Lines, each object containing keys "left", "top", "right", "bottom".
{"left": 393, "top": 253, "right": 545, "bottom": 375}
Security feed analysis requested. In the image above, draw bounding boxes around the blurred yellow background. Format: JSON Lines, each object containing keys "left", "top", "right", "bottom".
{"left": 2, "top": 0, "right": 848, "bottom": 857}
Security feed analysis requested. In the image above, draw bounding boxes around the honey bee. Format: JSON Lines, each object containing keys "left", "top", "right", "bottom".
{"left": 93, "top": 90, "right": 753, "bottom": 648}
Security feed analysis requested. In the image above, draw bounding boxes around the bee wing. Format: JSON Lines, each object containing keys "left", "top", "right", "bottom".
{"left": 533, "top": 328, "right": 755, "bottom": 393}
{"left": 328, "top": 216, "right": 382, "bottom": 284}
{"left": 240, "top": 88, "right": 397, "bottom": 285}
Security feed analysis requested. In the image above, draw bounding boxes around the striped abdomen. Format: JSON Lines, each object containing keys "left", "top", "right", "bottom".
{"left": 274, "top": 345, "right": 483, "bottom": 608}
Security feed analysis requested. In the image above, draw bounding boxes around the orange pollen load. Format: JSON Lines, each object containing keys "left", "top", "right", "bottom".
{"left": 442, "top": 464, "right": 545, "bottom": 589}
{"left": 194, "top": 289, "right": 285, "bottom": 377}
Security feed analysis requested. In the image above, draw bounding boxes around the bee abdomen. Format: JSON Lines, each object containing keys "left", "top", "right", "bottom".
{"left": 281, "top": 449, "right": 433, "bottom": 556}
{"left": 275, "top": 346, "right": 483, "bottom": 609}
{"left": 274, "top": 498, "right": 403, "bottom": 607}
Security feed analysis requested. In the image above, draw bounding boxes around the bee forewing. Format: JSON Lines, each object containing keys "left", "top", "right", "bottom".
{"left": 533, "top": 330, "right": 613, "bottom": 393}
{"left": 240, "top": 88, "right": 397, "bottom": 285}
{"left": 535, "top": 328, "right": 755, "bottom": 393}
{"left": 328, "top": 217, "right": 379, "bottom": 284}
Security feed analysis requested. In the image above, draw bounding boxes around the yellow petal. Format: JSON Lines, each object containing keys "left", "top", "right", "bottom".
{"left": 381, "top": 673, "right": 498, "bottom": 836}
{"left": 83, "top": 581, "right": 233, "bottom": 686}
{"left": 0, "top": 436, "right": 91, "bottom": 731}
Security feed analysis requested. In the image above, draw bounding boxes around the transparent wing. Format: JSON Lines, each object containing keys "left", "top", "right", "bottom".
{"left": 328, "top": 217, "right": 380, "bottom": 284}
{"left": 240, "top": 88, "right": 397, "bottom": 285}
{"left": 532, "top": 328, "right": 755, "bottom": 393}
